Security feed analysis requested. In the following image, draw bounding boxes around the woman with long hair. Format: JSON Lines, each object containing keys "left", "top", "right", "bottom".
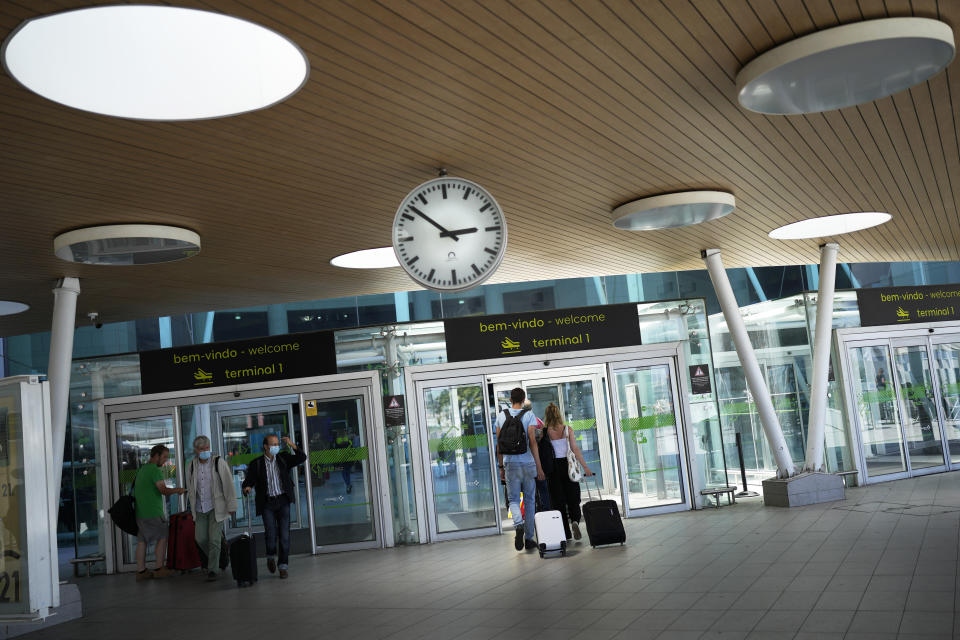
{"left": 542, "top": 403, "right": 593, "bottom": 540}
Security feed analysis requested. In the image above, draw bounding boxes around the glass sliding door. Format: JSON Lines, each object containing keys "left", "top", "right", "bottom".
{"left": 892, "top": 343, "right": 946, "bottom": 471}
{"left": 303, "top": 392, "right": 381, "bottom": 550}
{"left": 111, "top": 411, "right": 179, "bottom": 571}
{"left": 609, "top": 359, "right": 691, "bottom": 516}
{"left": 418, "top": 377, "right": 499, "bottom": 540}
{"left": 848, "top": 345, "right": 907, "bottom": 478}
{"left": 933, "top": 342, "right": 960, "bottom": 464}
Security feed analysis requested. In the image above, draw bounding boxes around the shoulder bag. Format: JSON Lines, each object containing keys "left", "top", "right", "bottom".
{"left": 565, "top": 426, "right": 583, "bottom": 482}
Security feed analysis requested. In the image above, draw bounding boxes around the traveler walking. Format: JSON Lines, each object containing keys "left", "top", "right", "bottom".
{"left": 542, "top": 403, "right": 593, "bottom": 541}
{"left": 241, "top": 435, "right": 306, "bottom": 579}
{"left": 134, "top": 444, "right": 187, "bottom": 581}
{"left": 496, "top": 388, "right": 545, "bottom": 552}
{"left": 186, "top": 435, "right": 237, "bottom": 581}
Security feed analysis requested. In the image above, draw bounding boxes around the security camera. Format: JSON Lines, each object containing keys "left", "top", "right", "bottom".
{"left": 233, "top": 391, "right": 241, "bottom": 398}
{"left": 88, "top": 312, "right": 103, "bottom": 329}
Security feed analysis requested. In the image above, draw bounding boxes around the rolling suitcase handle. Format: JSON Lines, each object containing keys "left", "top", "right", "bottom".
{"left": 583, "top": 475, "right": 602, "bottom": 501}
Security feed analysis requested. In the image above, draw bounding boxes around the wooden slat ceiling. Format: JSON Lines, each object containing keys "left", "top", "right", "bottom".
{"left": 0, "top": 0, "right": 958, "bottom": 336}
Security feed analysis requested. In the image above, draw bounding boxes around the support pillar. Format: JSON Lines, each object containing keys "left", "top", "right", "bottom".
{"left": 47, "top": 277, "right": 80, "bottom": 505}
{"left": 701, "top": 250, "right": 795, "bottom": 477}
{"left": 804, "top": 243, "right": 839, "bottom": 472}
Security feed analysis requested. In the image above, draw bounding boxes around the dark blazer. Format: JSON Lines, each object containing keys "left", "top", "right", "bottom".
{"left": 241, "top": 448, "right": 307, "bottom": 516}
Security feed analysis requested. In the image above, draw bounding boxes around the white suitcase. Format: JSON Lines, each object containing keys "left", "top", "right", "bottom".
{"left": 534, "top": 510, "right": 567, "bottom": 557}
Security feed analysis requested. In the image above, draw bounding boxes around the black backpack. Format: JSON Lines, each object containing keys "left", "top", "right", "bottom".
{"left": 498, "top": 409, "right": 529, "bottom": 455}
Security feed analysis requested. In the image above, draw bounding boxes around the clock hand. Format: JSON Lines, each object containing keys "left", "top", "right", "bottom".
{"left": 409, "top": 205, "right": 458, "bottom": 241}
{"left": 439, "top": 227, "right": 478, "bottom": 238}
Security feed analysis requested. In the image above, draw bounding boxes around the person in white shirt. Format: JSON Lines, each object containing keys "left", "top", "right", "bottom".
{"left": 542, "top": 403, "right": 593, "bottom": 541}
{"left": 186, "top": 436, "right": 237, "bottom": 581}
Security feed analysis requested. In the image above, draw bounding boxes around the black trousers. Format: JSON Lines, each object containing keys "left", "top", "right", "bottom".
{"left": 547, "top": 459, "right": 582, "bottom": 539}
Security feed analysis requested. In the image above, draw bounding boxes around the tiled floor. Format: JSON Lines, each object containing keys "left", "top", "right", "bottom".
{"left": 29, "top": 472, "right": 960, "bottom": 639}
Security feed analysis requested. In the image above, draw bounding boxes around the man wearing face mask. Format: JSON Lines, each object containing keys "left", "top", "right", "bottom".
{"left": 241, "top": 434, "right": 306, "bottom": 579}
{"left": 186, "top": 435, "right": 237, "bottom": 581}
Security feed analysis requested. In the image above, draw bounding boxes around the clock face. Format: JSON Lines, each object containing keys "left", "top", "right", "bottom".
{"left": 392, "top": 177, "right": 507, "bottom": 292}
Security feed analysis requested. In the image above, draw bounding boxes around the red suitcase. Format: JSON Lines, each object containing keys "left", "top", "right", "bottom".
{"left": 166, "top": 512, "right": 203, "bottom": 571}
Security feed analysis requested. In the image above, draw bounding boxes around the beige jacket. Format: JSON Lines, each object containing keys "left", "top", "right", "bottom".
{"left": 186, "top": 456, "right": 238, "bottom": 523}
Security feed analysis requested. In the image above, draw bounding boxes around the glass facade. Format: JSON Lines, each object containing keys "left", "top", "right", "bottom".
{"left": 3, "top": 259, "right": 960, "bottom": 577}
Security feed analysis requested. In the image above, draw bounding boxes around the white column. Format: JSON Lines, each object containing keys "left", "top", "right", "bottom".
{"left": 47, "top": 277, "right": 80, "bottom": 503}
{"left": 804, "top": 243, "right": 839, "bottom": 472}
{"left": 702, "top": 250, "right": 795, "bottom": 477}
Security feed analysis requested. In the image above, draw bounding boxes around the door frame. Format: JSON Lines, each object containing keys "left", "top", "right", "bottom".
{"left": 836, "top": 321, "right": 960, "bottom": 486}
{"left": 99, "top": 371, "right": 390, "bottom": 574}
{"left": 405, "top": 343, "right": 697, "bottom": 545}
{"left": 301, "top": 384, "right": 390, "bottom": 553}
{"left": 488, "top": 364, "right": 618, "bottom": 496}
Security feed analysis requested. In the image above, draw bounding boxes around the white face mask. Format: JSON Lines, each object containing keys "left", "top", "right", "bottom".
{"left": 198, "top": 450, "right": 212, "bottom": 461}
{"left": 268, "top": 445, "right": 280, "bottom": 456}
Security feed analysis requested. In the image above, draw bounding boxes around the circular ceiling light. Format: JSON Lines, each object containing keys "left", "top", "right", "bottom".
{"left": 330, "top": 247, "right": 400, "bottom": 269}
{"left": 769, "top": 212, "right": 892, "bottom": 239}
{"left": 612, "top": 191, "right": 735, "bottom": 231}
{"left": 737, "top": 18, "right": 955, "bottom": 115}
{"left": 1, "top": 5, "right": 308, "bottom": 120}
{"left": 54, "top": 224, "right": 201, "bottom": 265}
{"left": 0, "top": 301, "right": 29, "bottom": 316}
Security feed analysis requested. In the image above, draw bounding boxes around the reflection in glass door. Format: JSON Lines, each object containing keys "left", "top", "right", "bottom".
{"left": 934, "top": 342, "right": 960, "bottom": 463}
{"left": 112, "top": 413, "right": 179, "bottom": 569}
{"left": 892, "top": 344, "right": 945, "bottom": 471}
{"left": 304, "top": 394, "right": 378, "bottom": 548}
{"left": 610, "top": 361, "right": 690, "bottom": 515}
{"left": 849, "top": 345, "right": 907, "bottom": 478}
{"left": 420, "top": 379, "right": 498, "bottom": 539}
{"left": 218, "top": 405, "right": 303, "bottom": 534}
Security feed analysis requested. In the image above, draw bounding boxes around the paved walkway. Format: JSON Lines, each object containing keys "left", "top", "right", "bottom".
{"left": 29, "top": 472, "right": 960, "bottom": 639}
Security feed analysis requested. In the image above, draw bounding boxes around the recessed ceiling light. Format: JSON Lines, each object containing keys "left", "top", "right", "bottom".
{"left": 330, "top": 247, "right": 400, "bottom": 269}
{"left": 0, "top": 301, "right": 29, "bottom": 316}
{"left": 769, "top": 212, "right": 892, "bottom": 239}
{"left": 737, "top": 18, "right": 955, "bottom": 115}
{"left": 54, "top": 224, "right": 201, "bottom": 265}
{"left": 612, "top": 191, "right": 735, "bottom": 231}
{"left": 1, "top": 5, "right": 308, "bottom": 120}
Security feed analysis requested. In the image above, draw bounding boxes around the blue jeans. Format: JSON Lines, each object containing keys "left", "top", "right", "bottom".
{"left": 262, "top": 495, "right": 291, "bottom": 569}
{"left": 506, "top": 462, "right": 537, "bottom": 540}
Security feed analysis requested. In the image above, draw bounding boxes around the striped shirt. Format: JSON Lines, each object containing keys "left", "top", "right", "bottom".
{"left": 264, "top": 454, "right": 282, "bottom": 497}
{"left": 195, "top": 459, "right": 213, "bottom": 513}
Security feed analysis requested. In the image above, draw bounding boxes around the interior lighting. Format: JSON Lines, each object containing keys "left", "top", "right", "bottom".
{"left": 612, "top": 191, "right": 735, "bottom": 231}
{"left": 330, "top": 247, "right": 400, "bottom": 269}
{"left": 737, "top": 18, "right": 954, "bottom": 115}
{"left": 769, "top": 212, "right": 891, "bottom": 239}
{"left": 54, "top": 224, "right": 201, "bottom": 265}
{"left": 0, "top": 301, "right": 29, "bottom": 316}
{"left": 1, "top": 5, "right": 308, "bottom": 120}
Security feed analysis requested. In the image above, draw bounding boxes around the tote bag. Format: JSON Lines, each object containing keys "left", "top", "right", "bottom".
{"left": 564, "top": 427, "right": 583, "bottom": 482}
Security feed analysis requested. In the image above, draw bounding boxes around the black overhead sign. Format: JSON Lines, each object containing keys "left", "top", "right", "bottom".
{"left": 856, "top": 284, "right": 960, "bottom": 327}
{"left": 139, "top": 331, "right": 337, "bottom": 395}
{"left": 443, "top": 304, "right": 642, "bottom": 363}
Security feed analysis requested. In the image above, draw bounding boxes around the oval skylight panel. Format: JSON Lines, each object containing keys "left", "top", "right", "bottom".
{"left": 1, "top": 5, "right": 309, "bottom": 120}
{"left": 612, "top": 191, "right": 735, "bottom": 231}
{"left": 330, "top": 248, "right": 400, "bottom": 269}
{"left": 769, "top": 212, "right": 892, "bottom": 240}
{"left": 54, "top": 224, "right": 201, "bottom": 265}
{"left": 737, "top": 18, "right": 955, "bottom": 115}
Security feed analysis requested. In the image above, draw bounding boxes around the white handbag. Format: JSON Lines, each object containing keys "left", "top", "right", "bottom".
{"left": 564, "top": 426, "right": 583, "bottom": 482}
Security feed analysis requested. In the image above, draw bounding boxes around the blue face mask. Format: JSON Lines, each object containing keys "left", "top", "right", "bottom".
{"left": 198, "top": 450, "right": 212, "bottom": 461}
{"left": 268, "top": 445, "right": 281, "bottom": 456}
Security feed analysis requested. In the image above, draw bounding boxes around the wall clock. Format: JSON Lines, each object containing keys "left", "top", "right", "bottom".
{"left": 392, "top": 176, "right": 507, "bottom": 293}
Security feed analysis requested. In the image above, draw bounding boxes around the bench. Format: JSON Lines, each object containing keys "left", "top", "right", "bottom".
{"left": 700, "top": 486, "right": 736, "bottom": 509}
{"left": 836, "top": 470, "right": 858, "bottom": 488}
{"left": 69, "top": 555, "right": 105, "bottom": 577}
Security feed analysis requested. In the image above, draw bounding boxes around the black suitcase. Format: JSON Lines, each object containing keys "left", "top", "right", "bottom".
{"left": 581, "top": 478, "right": 626, "bottom": 548}
{"left": 230, "top": 497, "right": 258, "bottom": 587}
